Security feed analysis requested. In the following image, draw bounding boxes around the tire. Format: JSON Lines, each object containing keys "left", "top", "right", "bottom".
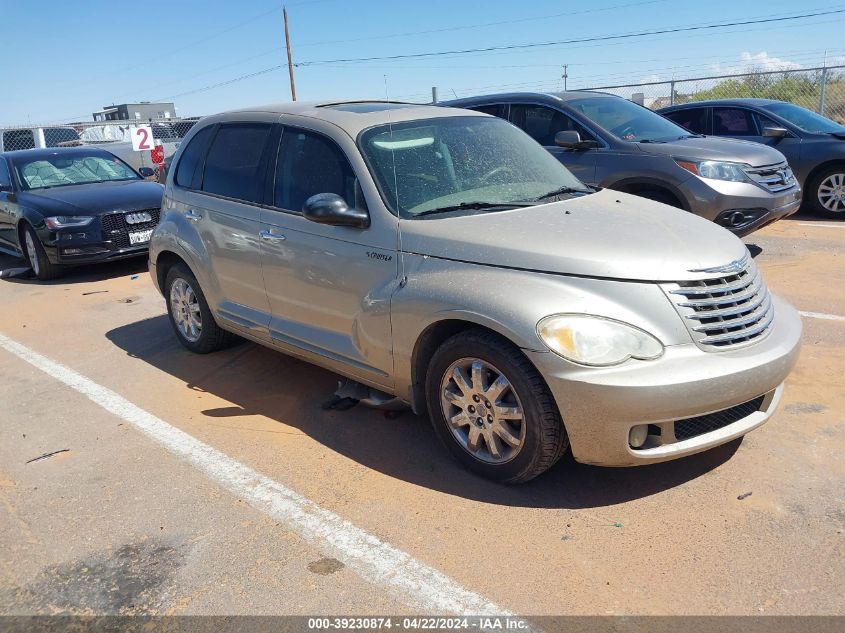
{"left": 425, "top": 328, "right": 569, "bottom": 484}
{"left": 806, "top": 165, "right": 845, "bottom": 218}
{"left": 164, "top": 263, "right": 235, "bottom": 353}
{"left": 22, "top": 224, "right": 63, "bottom": 281}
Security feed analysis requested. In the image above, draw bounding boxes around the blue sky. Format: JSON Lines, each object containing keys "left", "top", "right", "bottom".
{"left": 3, "top": 0, "right": 845, "bottom": 125}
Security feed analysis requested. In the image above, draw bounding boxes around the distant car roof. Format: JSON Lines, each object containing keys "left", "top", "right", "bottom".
{"left": 201, "top": 100, "right": 488, "bottom": 136}
{"left": 658, "top": 98, "right": 782, "bottom": 111}
{"left": 1, "top": 145, "right": 119, "bottom": 161}
{"left": 445, "top": 91, "right": 620, "bottom": 105}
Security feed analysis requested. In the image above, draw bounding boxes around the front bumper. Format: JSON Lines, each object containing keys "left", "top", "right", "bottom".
{"left": 680, "top": 177, "right": 802, "bottom": 237}
{"left": 41, "top": 211, "right": 159, "bottom": 266}
{"left": 527, "top": 294, "right": 802, "bottom": 466}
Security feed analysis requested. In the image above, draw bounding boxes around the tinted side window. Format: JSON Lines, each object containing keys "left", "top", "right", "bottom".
{"left": 43, "top": 128, "right": 81, "bottom": 147}
{"left": 175, "top": 126, "right": 214, "bottom": 188}
{"left": 471, "top": 104, "right": 507, "bottom": 119}
{"left": 755, "top": 112, "right": 783, "bottom": 132}
{"left": 664, "top": 108, "right": 708, "bottom": 134}
{"left": 274, "top": 128, "right": 360, "bottom": 212}
{"left": 713, "top": 108, "right": 756, "bottom": 136}
{"left": 3, "top": 129, "right": 35, "bottom": 151}
{"left": 509, "top": 104, "right": 595, "bottom": 145}
{"left": 202, "top": 124, "right": 273, "bottom": 203}
{"left": 0, "top": 158, "right": 11, "bottom": 188}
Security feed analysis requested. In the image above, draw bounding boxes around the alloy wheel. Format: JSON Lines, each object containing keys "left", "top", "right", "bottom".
{"left": 818, "top": 172, "right": 845, "bottom": 213}
{"left": 24, "top": 230, "right": 39, "bottom": 275}
{"left": 439, "top": 357, "right": 526, "bottom": 464}
{"left": 170, "top": 278, "right": 202, "bottom": 342}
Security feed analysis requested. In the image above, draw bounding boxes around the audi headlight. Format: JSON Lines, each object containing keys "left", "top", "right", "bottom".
{"left": 537, "top": 314, "right": 664, "bottom": 367}
{"left": 44, "top": 216, "right": 95, "bottom": 229}
{"left": 675, "top": 159, "right": 749, "bottom": 182}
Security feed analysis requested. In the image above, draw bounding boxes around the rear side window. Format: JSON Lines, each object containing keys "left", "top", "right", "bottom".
{"left": 509, "top": 104, "right": 595, "bottom": 145}
{"left": 274, "top": 128, "right": 360, "bottom": 212}
{"left": 3, "top": 129, "right": 35, "bottom": 151}
{"left": 664, "top": 108, "right": 709, "bottom": 134}
{"left": 713, "top": 108, "right": 756, "bottom": 136}
{"left": 0, "top": 158, "right": 11, "bottom": 188}
{"left": 174, "top": 126, "right": 214, "bottom": 188}
{"left": 471, "top": 104, "right": 507, "bottom": 119}
{"left": 201, "top": 123, "right": 273, "bottom": 202}
{"left": 43, "top": 127, "right": 81, "bottom": 147}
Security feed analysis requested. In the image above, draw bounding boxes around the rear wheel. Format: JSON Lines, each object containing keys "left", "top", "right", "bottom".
{"left": 425, "top": 329, "right": 569, "bottom": 483}
{"left": 22, "top": 225, "right": 63, "bottom": 281}
{"left": 807, "top": 166, "right": 845, "bottom": 218}
{"left": 164, "top": 263, "right": 235, "bottom": 353}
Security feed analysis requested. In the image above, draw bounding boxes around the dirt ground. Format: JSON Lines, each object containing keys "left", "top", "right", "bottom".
{"left": 0, "top": 213, "right": 842, "bottom": 617}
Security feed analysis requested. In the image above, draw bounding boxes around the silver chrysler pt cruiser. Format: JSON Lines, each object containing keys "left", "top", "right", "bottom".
{"left": 149, "top": 101, "right": 802, "bottom": 483}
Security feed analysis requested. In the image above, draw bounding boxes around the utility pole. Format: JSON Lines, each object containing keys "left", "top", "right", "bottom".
{"left": 562, "top": 64, "right": 568, "bottom": 91}
{"left": 283, "top": 6, "right": 297, "bottom": 101}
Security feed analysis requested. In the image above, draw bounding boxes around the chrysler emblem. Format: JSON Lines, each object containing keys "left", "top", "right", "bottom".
{"left": 125, "top": 211, "right": 153, "bottom": 225}
{"left": 689, "top": 252, "right": 750, "bottom": 275}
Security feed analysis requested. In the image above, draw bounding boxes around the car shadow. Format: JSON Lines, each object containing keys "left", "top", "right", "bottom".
{"left": 0, "top": 252, "right": 148, "bottom": 285}
{"left": 105, "top": 315, "right": 741, "bottom": 509}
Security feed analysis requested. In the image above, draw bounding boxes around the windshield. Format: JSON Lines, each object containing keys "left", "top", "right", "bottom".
{"left": 568, "top": 96, "right": 689, "bottom": 142}
{"left": 761, "top": 102, "right": 845, "bottom": 134}
{"left": 13, "top": 152, "right": 140, "bottom": 190}
{"left": 359, "top": 116, "right": 588, "bottom": 217}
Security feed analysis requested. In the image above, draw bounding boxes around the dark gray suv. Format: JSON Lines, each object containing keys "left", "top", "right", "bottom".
{"left": 659, "top": 99, "right": 845, "bottom": 218}
{"left": 446, "top": 92, "right": 801, "bottom": 236}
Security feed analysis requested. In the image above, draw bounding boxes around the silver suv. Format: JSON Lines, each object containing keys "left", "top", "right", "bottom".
{"left": 149, "top": 101, "right": 802, "bottom": 483}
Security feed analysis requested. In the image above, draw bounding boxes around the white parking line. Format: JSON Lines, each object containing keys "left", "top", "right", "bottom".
{"left": 799, "top": 310, "right": 845, "bottom": 322}
{"left": 798, "top": 222, "right": 845, "bottom": 229}
{"left": 0, "top": 332, "right": 508, "bottom": 617}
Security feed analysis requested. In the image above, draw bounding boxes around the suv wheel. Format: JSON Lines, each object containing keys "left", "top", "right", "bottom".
{"left": 23, "top": 225, "right": 63, "bottom": 281}
{"left": 165, "top": 263, "right": 235, "bottom": 353}
{"left": 808, "top": 166, "right": 845, "bottom": 218}
{"left": 425, "top": 328, "right": 569, "bottom": 483}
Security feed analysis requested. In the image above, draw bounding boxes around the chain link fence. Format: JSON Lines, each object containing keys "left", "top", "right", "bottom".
{"left": 0, "top": 119, "right": 199, "bottom": 178}
{"left": 580, "top": 65, "right": 845, "bottom": 123}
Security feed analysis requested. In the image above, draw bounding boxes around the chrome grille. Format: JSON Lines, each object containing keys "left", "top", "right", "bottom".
{"left": 743, "top": 162, "right": 796, "bottom": 193}
{"left": 662, "top": 253, "right": 775, "bottom": 349}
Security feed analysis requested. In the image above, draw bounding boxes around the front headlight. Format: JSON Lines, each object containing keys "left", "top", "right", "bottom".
{"left": 537, "top": 314, "right": 664, "bottom": 367}
{"left": 675, "top": 159, "right": 749, "bottom": 182}
{"left": 44, "top": 216, "right": 95, "bottom": 229}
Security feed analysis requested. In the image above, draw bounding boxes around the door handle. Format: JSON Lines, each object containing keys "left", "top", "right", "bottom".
{"left": 184, "top": 209, "right": 202, "bottom": 221}
{"left": 259, "top": 229, "right": 286, "bottom": 243}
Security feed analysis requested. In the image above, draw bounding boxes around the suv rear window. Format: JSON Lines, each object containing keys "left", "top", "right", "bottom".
{"left": 43, "top": 127, "right": 81, "bottom": 147}
{"left": 3, "top": 129, "right": 35, "bottom": 151}
{"left": 201, "top": 124, "right": 273, "bottom": 202}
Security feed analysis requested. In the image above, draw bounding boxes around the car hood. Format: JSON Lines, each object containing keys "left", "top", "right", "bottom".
{"left": 399, "top": 189, "right": 748, "bottom": 282}
{"left": 17, "top": 180, "right": 164, "bottom": 216}
{"left": 635, "top": 136, "right": 787, "bottom": 167}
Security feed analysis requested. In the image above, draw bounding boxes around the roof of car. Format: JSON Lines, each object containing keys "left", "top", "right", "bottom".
{"left": 659, "top": 98, "right": 782, "bottom": 111}
{"left": 205, "top": 100, "right": 488, "bottom": 135}
{"left": 0, "top": 145, "right": 119, "bottom": 161}
{"left": 445, "top": 91, "right": 619, "bottom": 105}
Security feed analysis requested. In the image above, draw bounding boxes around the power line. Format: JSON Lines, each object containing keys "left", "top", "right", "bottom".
{"left": 294, "top": 7, "right": 845, "bottom": 66}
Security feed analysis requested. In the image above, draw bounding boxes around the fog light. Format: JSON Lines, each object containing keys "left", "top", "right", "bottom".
{"left": 629, "top": 424, "right": 649, "bottom": 448}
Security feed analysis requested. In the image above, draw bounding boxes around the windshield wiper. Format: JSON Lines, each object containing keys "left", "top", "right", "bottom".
{"left": 637, "top": 138, "right": 667, "bottom": 143}
{"left": 414, "top": 201, "right": 534, "bottom": 217}
{"left": 532, "top": 185, "right": 592, "bottom": 201}
{"left": 678, "top": 133, "right": 706, "bottom": 139}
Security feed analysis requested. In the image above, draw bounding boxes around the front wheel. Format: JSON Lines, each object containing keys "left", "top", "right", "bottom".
{"left": 807, "top": 166, "right": 845, "bottom": 218}
{"left": 23, "top": 224, "right": 63, "bottom": 281}
{"left": 164, "top": 263, "right": 236, "bottom": 353}
{"left": 425, "top": 329, "right": 569, "bottom": 483}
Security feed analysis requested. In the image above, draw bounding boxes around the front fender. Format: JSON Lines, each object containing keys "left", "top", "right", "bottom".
{"left": 390, "top": 253, "right": 690, "bottom": 406}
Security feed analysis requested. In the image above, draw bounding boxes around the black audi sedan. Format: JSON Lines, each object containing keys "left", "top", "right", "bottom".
{"left": 0, "top": 146, "right": 163, "bottom": 279}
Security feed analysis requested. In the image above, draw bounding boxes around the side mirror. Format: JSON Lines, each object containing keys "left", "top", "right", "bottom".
{"left": 554, "top": 130, "right": 597, "bottom": 149}
{"left": 0, "top": 184, "right": 12, "bottom": 194}
{"left": 138, "top": 167, "right": 155, "bottom": 178}
{"left": 303, "top": 193, "right": 369, "bottom": 228}
{"left": 762, "top": 126, "right": 788, "bottom": 139}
